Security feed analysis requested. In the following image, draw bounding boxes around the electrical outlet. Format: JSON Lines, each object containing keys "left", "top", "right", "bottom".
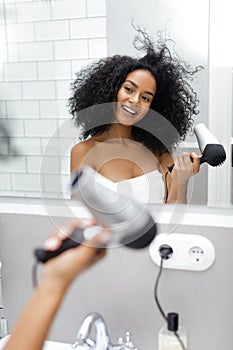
{"left": 188, "top": 246, "right": 205, "bottom": 264}
{"left": 149, "top": 233, "right": 215, "bottom": 271}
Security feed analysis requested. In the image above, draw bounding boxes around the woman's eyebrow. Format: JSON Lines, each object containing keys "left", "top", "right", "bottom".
{"left": 125, "top": 80, "right": 155, "bottom": 97}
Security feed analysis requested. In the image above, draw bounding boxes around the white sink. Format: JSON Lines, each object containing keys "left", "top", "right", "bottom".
{"left": 42, "top": 340, "right": 73, "bottom": 349}
{"left": 0, "top": 335, "right": 10, "bottom": 349}
{"left": 0, "top": 335, "right": 73, "bottom": 350}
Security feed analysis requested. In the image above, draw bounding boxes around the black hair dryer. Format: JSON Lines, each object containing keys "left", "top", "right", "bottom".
{"left": 167, "top": 123, "right": 226, "bottom": 172}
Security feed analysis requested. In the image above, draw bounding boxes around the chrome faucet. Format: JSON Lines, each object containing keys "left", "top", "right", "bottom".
{"left": 72, "top": 312, "right": 138, "bottom": 350}
{"left": 72, "top": 312, "right": 109, "bottom": 350}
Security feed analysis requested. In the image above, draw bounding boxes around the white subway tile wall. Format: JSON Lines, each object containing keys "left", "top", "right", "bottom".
{"left": 41, "top": 137, "right": 76, "bottom": 157}
{"left": 54, "top": 39, "right": 89, "bottom": 60}
{"left": 35, "top": 20, "right": 69, "bottom": 41}
{"left": 24, "top": 119, "right": 58, "bottom": 137}
{"left": 11, "top": 137, "right": 42, "bottom": 155}
{"left": 0, "top": 0, "right": 107, "bottom": 198}
{"left": 39, "top": 99, "right": 70, "bottom": 118}
{"left": 51, "top": 0, "right": 86, "bottom": 20}
{"left": 6, "top": 23, "right": 35, "bottom": 42}
{"left": 7, "top": 100, "right": 40, "bottom": 118}
{"left": 5, "top": 43, "right": 19, "bottom": 62}
{"left": 22, "top": 81, "right": 56, "bottom": 99}
{"left": 16, "top": 2, "right": 51, "bottom": 22}
{"left": 1, "top": 156, "right": 26, "bottom": 173}
{"left": 71, "top": 59, "right": 94, "bottom": 76}
{"left": 89, "top": 38, "right": 107, "bottom": 58}
{"left": 56, "top": 79, "right": 71, "bottom": 99}
{"left": 70, "top": 18, "right": 106, "bottom": 39}
{"left": 0, "top": 82, "right": 21, "bottom": 99}
{"left": 87, "top": 0, "right": 106, "bottom": 17}
{"left": 4, "top": 62, "right": 37, "bottom": 81}
{"left": 19, "top": 42, "right": 54, "bottom": 61}
{"left": 0, "top": 65, "right": 3, "bottom": 82}
{"left": 0, "top": 174, "right": 11, "bottom": 191}
{"left": 0, "top": 101, "right": 6, "bottom": 118}
{"left": 1, "top": 4, "right": 17, "bottom": 24}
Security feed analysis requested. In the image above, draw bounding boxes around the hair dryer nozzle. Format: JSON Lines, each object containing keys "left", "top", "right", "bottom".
{"left": 121, "top": 219, "right": 157, "bottom": 249}
{"left": 200, "top": 144, "right": 226, "bottom": 166}
{"left": 194, "top": 123, "right": 226, "bottom": 166}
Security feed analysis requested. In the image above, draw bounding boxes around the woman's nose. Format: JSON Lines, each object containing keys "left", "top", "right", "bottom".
{"left": 129, "top": 93, "right": 140, "bottom": 104}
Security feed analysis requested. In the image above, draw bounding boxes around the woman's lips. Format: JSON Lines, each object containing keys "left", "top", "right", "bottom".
{"left": 121, "top": 105, "right": 138, "bottom": 118}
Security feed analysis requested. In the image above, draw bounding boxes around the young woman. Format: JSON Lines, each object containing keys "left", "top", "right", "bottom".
{"left": 69, "top": 29, "right": 201, "bottom": 204}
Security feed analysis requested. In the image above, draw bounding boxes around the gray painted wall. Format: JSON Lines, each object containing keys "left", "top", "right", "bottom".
{"left": 0, "top": 210, "right": 233, "bottom": 350}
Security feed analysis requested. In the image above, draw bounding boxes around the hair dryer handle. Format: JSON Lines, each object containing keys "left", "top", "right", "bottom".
{"left": 34, "top": 228, "right": 85, "bottom": 263}
{"left": 167, "top": 156, "right": 198, "bottom": 173}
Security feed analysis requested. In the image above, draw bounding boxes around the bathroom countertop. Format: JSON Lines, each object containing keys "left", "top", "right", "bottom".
{"left": 0, "top": 196, "right": 232, "bottom": 228}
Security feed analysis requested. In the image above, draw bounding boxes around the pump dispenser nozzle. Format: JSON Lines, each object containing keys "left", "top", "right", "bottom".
{"left": 158, "top": 312, "right": 187, "bottom": 350}
{"left": 167, "top": 312, "right": 179, "bottom": 332}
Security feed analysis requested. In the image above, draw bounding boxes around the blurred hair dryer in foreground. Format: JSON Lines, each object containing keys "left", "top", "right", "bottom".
{"left": 35, "top": 166, "right": 157, "bottom": 263}
{"left": 167, "top": 123, "right": 226, "bottom": 172}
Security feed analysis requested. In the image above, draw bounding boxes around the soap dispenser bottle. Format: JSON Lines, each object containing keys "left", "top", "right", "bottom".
{"left": 158, "top": 312, "right": 187, "bottom": 350}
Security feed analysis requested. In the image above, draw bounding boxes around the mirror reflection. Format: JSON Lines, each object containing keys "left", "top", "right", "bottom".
{"left": 0, "top": 0, "right": 231, "bottom": 206}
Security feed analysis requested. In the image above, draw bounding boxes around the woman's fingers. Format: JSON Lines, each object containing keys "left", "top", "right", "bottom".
{"left": 43, "top": 219, "right": 96, "bottom": 251}
{"left": 42, "top": 228, "right": 111, "bottom": 287}
{"left": 175, "top": 152, "right": 199, "bottom": 172}
{"left": 174, "top": 153, "right": 191, "bottom": 170}
{"left": 190, "top": 152, "right": 200, "bottom": 174}
{"left": 172, "top": 152, "right": 198, "bottom": 182}
{"left": 182, "top": 152, "right": 193, "bottom": 169}
{"left": 73, "top": 229, "right": 112, "bottom": 270}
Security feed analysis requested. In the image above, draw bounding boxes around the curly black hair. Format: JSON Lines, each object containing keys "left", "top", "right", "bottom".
{"left": 68, "top": 27, "right": 202, "bottom": 155}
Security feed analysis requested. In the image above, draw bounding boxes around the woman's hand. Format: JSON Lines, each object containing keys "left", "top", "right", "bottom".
{"left": 40, "top": 220, "right": 111, "bottom": 292}
{"left": 165, "top": 152, "right": 200, "bottom": 203}
{"left": 2, "top": 219, "right": 111, "bottom": 350}
{"left": 171, "top": 152, "right": 200, "bottom": 183}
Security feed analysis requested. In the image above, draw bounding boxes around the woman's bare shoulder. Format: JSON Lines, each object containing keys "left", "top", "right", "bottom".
{"left": 71, "top": 139, "right": 97, "bottom": 172}
{"left": 71, "top": 139, "right": 96, "bottom": 154}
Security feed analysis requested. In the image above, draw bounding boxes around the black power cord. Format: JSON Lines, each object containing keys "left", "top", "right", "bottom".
{"left": 154, "top": 245, "right": 187, "bottom": 350}
{"left": 164, "top": 171, "right": 169, "bottom": 203}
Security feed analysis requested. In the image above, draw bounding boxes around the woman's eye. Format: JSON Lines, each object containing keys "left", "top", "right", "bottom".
{"left": 124, "top": 86, "right": 133, "bottom": 92}
{"left": 141, "top": 96, "right": 150, "bottom": 103}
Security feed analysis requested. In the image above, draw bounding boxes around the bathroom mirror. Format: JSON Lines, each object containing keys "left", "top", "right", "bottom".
{"left": 0, "top": 0, "right": 232, "bottom": 207}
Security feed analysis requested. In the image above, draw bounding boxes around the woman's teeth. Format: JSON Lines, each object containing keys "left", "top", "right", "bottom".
{"left": 122, "top": 105, "right": 137, "bottom": 115}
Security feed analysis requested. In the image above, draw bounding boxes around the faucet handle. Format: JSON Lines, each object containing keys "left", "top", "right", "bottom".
{"left": 72, "top": 337, "right": 95, "bottom": 349}
{"left": 116, "top": 337, "right": 123, "bottom": 346}
{"left": 125, "top": 331, "right": 137, "bottom": 349}
{"left": 116, "top": 331, "right": 138, "bottom": 350}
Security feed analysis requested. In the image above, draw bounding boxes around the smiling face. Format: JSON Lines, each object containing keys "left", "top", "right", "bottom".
{"left": 115, "top": 69, "right": 157, "bottom": 126}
